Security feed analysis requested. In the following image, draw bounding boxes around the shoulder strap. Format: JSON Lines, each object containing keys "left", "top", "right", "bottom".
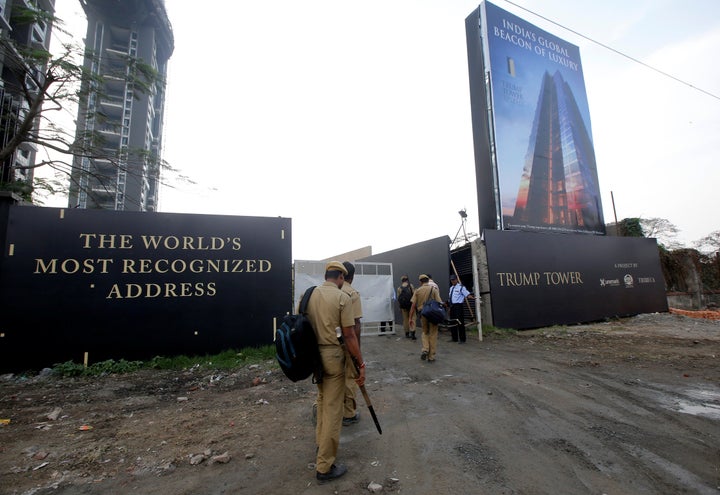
{"left": 299, "top": 286, "right": 316, "bottom": 314}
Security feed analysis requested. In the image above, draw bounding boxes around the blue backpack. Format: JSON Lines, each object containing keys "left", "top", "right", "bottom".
{"left": 275, "top": 287, "right": 323, "bottom": 383}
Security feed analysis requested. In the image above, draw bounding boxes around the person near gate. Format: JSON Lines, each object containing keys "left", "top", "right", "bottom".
{"left": 448, "top": 274, "right": 474, "bottom": 343}
{"left": 341, "top": 261, "right": 362, "bottom": 426}
{"left": 396, "top": 275, "right": 415, "bottom": 339}
{"left": 408, "top": 274, "right": 444, "bottom": 362}
{"left": 305, "top": 261, "right": 366, "bottom": 483}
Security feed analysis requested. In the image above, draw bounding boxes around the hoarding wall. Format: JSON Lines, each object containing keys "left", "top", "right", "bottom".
{"left": 484, "top": 230, "right": 668, "bottom": 329}
{"left": 467, "top": 1, "right": 605, "bottom": 235}
{"left": 0, "top": 206, "right": 291, "bottom": 371}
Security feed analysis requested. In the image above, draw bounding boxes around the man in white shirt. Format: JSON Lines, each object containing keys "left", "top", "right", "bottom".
{"left": 448, "top": 274, "right": 473, "bottom": 343}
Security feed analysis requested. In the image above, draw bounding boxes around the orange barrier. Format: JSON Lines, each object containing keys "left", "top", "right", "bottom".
{"left": 669, "top": 308, "right": 720, "bottom": 321}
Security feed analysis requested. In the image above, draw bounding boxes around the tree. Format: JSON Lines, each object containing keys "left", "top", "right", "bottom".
{"left": 617, "top": 217, "right": 643, "bottom": 237}
{"left": 0, "top": 5, "right": 182, "bottom": 206}
{"left": 638, "top": 217, "right": 683, "bottom": 249}
{"left": 694, "top": 230, "right": 720, "bottom": 254}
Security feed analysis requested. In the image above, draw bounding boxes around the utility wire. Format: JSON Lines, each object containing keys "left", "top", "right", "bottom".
{"left": 501, "top": 0, "right": 720, "bottom": 101}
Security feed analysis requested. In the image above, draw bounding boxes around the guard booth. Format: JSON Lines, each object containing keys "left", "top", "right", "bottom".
{"left": 293, "top": 260, "right": 395, "bottom": 336}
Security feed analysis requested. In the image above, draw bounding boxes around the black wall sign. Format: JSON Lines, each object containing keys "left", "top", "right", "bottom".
{"left": 484, "top": 229, "right": 668, "bottom": 329}
{"left": 0, "top": 206, "right": 291, "bottom": 371}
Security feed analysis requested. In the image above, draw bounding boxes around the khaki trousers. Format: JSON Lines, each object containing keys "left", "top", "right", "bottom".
{"left": 421, "top": 316, "right": 439, "bottom": 360}
{"left": 401, "top": 308, "right": 411, "bottom": 331}
{"left": 316, "top": 345, "right": 346, "bottom": 473}
{"left": 343, "top": 348, "right": 358, "bottom": 418}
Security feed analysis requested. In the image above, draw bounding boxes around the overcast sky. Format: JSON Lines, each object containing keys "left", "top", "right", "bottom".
{"left": 50, "top": 0, "right": 720, "bottom": 260}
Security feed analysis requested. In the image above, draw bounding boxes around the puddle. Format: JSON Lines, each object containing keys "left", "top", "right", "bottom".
{"left": 675, "top": 400, "right": 720, "bottom": 420}
{"left": 674, "top": 388, "right": 720, "bottom": 419}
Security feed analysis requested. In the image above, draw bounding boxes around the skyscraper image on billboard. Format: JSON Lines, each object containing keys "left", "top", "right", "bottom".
{"left": 472, "top": 1, "right": 605, "bottom": 234}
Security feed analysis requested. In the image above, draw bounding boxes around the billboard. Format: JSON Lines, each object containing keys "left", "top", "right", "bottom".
{"left": 0, "top": 206, "right": 291, "bottom": 371}
{"left": 484, "top": 230, "right": 668, "bottom": 329}
{"left": 467, "top": 2, "right": 605, "bottom": 234}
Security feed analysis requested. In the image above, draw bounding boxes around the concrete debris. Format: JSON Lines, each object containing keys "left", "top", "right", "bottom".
{"left": 189, "top": 454, "right": 206, "bottom": 465}
{"left": 32, "top": 451, "right": 49, "bottom": 461}
{"left": 368, "top": 481, "right": 383, "bottom": 492}
{"left": 209, "top": 452, "right": 231, "bottom": 464}
{"left": 47, "top": 407, "right": 62, "bottom": 421}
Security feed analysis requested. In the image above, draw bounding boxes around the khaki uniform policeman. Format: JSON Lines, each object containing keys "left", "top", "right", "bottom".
{"left": 341, "top": 261, "right": 362, "bottom": 424}
{"left": 305, "top": 261, "right": 366, "bottom": 483}
{"left": 408, "top": 274, "right": 443, "bottom": 362}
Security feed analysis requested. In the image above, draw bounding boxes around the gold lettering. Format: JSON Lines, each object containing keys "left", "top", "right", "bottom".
{"left": 122, "top": 259, "right": 136, "bottom": 273}
{"left": 232, "top": 237, "right": 242, "bottom": 250}
{"left": 107, "top": 284, "right": 122, "bottom": 299}
{"left": 141, "top": 235, "right": 162, "bottom": 249}
{"left": 61, "top": 259, "right": 80, "bottom": 274}
{"left": 232, "top": 259, "right": 244, "bottom": 273}
{"left": 156, "top": 259, "right": 169, "bottom": 273}
{"left": 496, "top": 272, "right": 540, "bottom": 286}
{"left": 34, "top": 258, "right": 57, "bottom": 274}
{"left": 171, "top": 259, "right": 186, "bottom": 273}
{"left": 147, "top": 283, "right": 162, "bottom": 297}
{"left": 95, "top": 259, "right": 114, "bottom": 273}
{"left": 118, "top": 235, "right": 133, "bottom": 249}
{"left": 207, "top": 282, "right": 217, "bottom": 296}
{"left": 164, "top": 283, "right": 178, "bottom": 297}
{"left": 164, "top": 236, "right": 180, "bottom": 249}
{"left": 543, "top": 272, "right": 584, "bottom": 285}
{"left": 127, "top": 284, "right": 143, "bottom": 298}
{"left": 79, "top": 233, "right": 95, "bottom": 249}
{"left": 138, "top": 258, "right": 152, "bottom": 274}
{"left": 211, "top": 237, "right": 225, "bottom": 250}
{"left": 97, "top": 234, "right": 117, "bottom": 249}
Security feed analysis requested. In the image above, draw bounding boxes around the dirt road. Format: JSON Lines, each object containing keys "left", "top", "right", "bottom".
{"left": 1, "top": 313, "right": 719, "bottom": 494}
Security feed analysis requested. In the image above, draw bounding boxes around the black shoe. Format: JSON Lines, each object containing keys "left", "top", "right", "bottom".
{"left": 411, "top": 332, "right": 417, "bottom": 340}
{"left": 342, "top": 413, "right": 359, "bottom": 426}
{"left": 421, "top": 351, "right": 428, "bottom": 360}
{"left": 405, "top": 332, "right": 410, "bottom": 338}
{"left": 317, "top": 463, "right": 348, "bottom": 483}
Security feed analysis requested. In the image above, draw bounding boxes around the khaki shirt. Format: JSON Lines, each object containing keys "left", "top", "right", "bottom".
{"left": 341, "top": 281, "right": 362, "bottom": 320}
{"left": 305, "top": 281, "right": 355, "bottom": 346}
{"left": 411, "top": 284, "right": 442, "bottom": 310}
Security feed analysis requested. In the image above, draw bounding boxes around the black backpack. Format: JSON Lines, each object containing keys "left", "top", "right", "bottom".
{"left": 398, "top": 284, "right": 413, "bottom": 309}
{"left": 275, "top": 286, "right": 323, "bottom": 383}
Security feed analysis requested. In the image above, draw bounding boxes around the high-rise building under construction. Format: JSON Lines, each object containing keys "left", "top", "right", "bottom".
{"left": 69, "top": 0, "right": 173, "bottom": 211}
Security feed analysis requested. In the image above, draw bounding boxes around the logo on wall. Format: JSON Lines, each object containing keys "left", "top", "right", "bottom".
{"left": 599, "top": 278, "right": 620, "bottom": 287}
{"left": 624, "top": 274, "right": 634, "bottom": 288}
